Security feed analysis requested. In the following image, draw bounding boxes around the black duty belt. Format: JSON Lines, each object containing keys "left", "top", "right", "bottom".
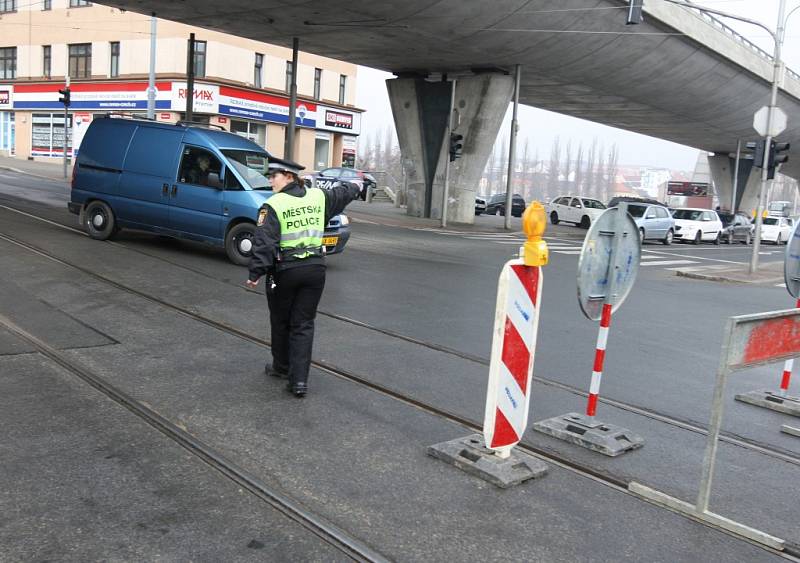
{"left": 279, "top": 246, "right": 324, "bottom": 262}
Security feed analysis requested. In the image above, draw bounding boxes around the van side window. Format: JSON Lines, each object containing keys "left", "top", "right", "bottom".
{"left": 224, "top": 168, "right": 243, "bottom": 190}
{"left": 179, "top": 146, "right": 222, "bottom": 187}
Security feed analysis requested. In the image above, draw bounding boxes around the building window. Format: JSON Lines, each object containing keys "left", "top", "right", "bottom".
{"left": 192, "top": 40, "right": 206, "bottom": 78}
{"left": 69, "top": 0, "right": 91, "bottom": 6}
{"left": 42, "top": 0, "right": 51, "bottom": 9}
{"left": 285, "top": 61, "right": 294, "bottom": 92}
{"left": 68, "top": 43, "right": 92, "bottom": 78}
{"left": 109, "top": 42, "right": 120, "bottom": 77}
{"left": 0, "top": 48, "right": 16, "bottom": 80}
{"left": 254, "top": 53, "right": 263, "bottom": 88}
{"left": 338, "top": 74, "right": 347, "bottom": 104}
{"left": 0, "top": 0, "right": 16, "bottom": 13}
{"left": 314, "top": 68, "right": 322, "bottom": 100}
{"left": 32, "top": 113, "right": 72, "bottom": 157}
{"left": 43, "top": 45, "right": 51, "bottom": 79}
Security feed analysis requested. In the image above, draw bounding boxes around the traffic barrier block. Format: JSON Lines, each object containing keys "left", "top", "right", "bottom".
{"left": 781, "top": 424, "right": 800, "bottom": 437}
{"left": 735, "top": 389, "right": 800, "bottom": 416}
{"left": 427, "top": 434, "right": 547, "bottom": 488}
{"left": 532, "top": 412, "right": 644, "bottom": 457}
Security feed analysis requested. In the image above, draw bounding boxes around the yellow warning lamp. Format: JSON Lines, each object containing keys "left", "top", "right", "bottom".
{"left": 522, "top": 201, "right": 548, "bottom": 266}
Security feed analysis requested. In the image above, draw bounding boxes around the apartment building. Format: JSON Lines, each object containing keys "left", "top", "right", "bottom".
{"left": 0, "top": 0, "right": 362, "bottom": 171}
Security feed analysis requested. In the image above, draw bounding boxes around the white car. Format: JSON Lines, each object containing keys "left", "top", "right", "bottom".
{"left": 760, "top": 216, "right": 793, "bottom": 245}
{"left": 547, "top": 196, "right": 606, "bottom": 228}
{"left": 672, "top": 208, "right": 723, "bottom": 244}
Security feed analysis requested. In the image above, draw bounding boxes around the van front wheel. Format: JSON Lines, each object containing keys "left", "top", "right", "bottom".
{"left": 84, "top": 201, "right": 117, "bottom": 240}
{"left": 225, "top": 222, "right": 256, "bottom": 266}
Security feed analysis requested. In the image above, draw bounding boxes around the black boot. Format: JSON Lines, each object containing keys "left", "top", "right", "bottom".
{"left": 265, "top": 363, "right": 288, "bottom": 379}
{"left": 285, "top": 381, "right": 307, "bottom": 397}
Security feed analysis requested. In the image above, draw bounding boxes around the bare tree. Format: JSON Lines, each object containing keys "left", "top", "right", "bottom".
{"left": 595, "top": 142, "right": 606, "bottom": 201}
{"left": 584, "top": 138, "right": 597, "bottom": 199}
{"left": 574, "top": 142, "right": 584, "bottom": 195}
{"left": 605, "top": 144, "right": 619, "bottom": 200}
{"left": 563, "top": 139, "right": 573, "bottom": 193}
{"left": 546, "top": 136, "right": 561, "bottom": 202}
{"left": 520, "top": 137, "right": 531, "bottom": 201}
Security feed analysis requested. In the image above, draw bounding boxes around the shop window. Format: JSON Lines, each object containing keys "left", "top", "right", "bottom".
{"left": 0, "top": 112, "right": 15, "bottom": 155}
{"left": 314, "top": 68, "right": 322, "bottom": 100}
{"left": 230, "top": 119, "right": 266, "bottom": 148}
{"left": 43, "top": 45, "right": 51, "bottom": 78}
{"left": 338, "top": 74, "right": 347, "bottom": 104}
{"left": 254, "top": 53, "right": 263, "bottom": 88}
{"left": 314, "top": 134, "right": 331, "bottom": 170}
{"left": 193, "top": 40, "right": 206, "bottom": 78}
{"left": 0, "top": 0, "right": 16, "bottom": 13}
{"left": 109, "top": 42, "right": 120, "bottom": 77}
{"left": 32, "top": 113, "right": 72, "bottom": 157}
{"left": 0, "top": 47, "right": 16, "bottom": 80}
{"left": 69, "top": 43, "right": 92, "bottom": 78}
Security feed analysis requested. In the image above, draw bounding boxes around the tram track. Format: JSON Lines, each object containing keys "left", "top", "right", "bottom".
{"left": 2, "top": 202, "right": 800, "bottom": 469}
{"left": 1, "top": 206, "right": 799, "bottom": 558}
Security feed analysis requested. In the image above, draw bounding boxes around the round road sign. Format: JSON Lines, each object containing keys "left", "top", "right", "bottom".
{"left": 784, "top": 219, "right": 800, "bottom": 298}
{"left": 577, "top": 207, "right": 641, "bottom": 321}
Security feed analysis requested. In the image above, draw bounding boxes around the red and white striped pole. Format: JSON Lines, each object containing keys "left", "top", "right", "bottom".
{"left": 778, "top": 297, "right": 800, "bottom": 397}
{"left": 587, "top": 303, "right": 613, "bottom": 419}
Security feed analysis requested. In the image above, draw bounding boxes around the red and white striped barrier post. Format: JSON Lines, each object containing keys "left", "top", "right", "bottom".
{"left": 483, "top": 203, "right": 548, "bottom": 458}
{"left": 587, "top": 303, "right": 613, "bottom": 420}
{"left": 778, "top": 298, "right": 800, "bottom": 397}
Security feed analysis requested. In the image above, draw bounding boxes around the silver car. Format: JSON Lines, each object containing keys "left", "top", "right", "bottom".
{"left": 626, "top": 203, "right": 675, "bottom": 245}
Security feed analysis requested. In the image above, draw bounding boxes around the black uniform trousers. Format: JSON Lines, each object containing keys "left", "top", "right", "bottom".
{"left": 266, "top": 263, "right": 326, "bottom": 385}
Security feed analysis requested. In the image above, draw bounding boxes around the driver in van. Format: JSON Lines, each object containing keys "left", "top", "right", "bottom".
{"left": 186, "top": 154, "right": 212, "bottom": 185}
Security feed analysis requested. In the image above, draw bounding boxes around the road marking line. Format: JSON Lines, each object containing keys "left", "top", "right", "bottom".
{"left": 553, "top": 250, "right": 582, "bottom": 255}
{"left": 777, "top": 283, "right": 787, "bottom": 288}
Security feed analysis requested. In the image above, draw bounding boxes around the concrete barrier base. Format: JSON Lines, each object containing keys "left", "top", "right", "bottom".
{"left": 427, "top": 433, "right": 548, "bottom": 488}
{"left": 532, "top": 412, "right": 644, "bottom": 457}
{"left": 735, "top": 389, "right": 800, "bottom": 417}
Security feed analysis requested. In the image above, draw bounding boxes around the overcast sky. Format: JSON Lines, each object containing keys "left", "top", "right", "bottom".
{"left": 355, "top": 0, "right": 800, "bottom": 172}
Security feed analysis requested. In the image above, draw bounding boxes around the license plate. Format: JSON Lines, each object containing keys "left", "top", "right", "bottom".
{"left": 322, "top": 236, "right": 338, "bottom": 246}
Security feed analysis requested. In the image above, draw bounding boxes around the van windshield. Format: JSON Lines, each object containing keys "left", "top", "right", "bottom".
{"left": 222, "top": 150, "right": 270, "bottom": 190}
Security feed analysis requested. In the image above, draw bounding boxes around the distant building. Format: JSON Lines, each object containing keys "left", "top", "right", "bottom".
{"left": 0, "top": 1, "right": 363, "bottom": 171}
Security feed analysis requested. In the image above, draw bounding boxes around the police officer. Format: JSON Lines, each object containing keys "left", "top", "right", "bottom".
{"left": 245, "top": 156, "right": 361, "bottom": 397}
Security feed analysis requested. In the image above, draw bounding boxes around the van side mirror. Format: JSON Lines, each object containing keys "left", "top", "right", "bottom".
{"left": 207, "top": 172, "right": 223, "bottom": 189}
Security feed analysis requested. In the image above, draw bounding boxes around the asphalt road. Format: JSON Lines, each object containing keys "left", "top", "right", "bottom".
{"left": 0, "top": 169, "right": 797, "bottom": 561}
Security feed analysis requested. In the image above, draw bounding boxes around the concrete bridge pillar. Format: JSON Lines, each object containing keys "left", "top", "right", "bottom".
{"left": 387, "top": 74, "right": 514, "bottom": 223}
{"left": 707, "top": 153, "right": 760, "bottom": 214}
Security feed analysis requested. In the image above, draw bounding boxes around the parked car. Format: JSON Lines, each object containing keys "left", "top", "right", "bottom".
{"left": 306, "top": 167, "right": 376, "bottom": 201}
{"left": 614, "top": 202, "right": 675, "bottom": 244}
{"left": 475, "top": 195, "right": 487, "bottom": 215}
{"left": 485, "top": 193, "right": 526, "bottom": 217}
{"left": 760, "top": 216, "right": 794, "bottom": 245}
{"left": 546, "top": 196, "right": 606, "bottom": 228}
{"left": 672, "top": 208, "right": 724, "bottom": 244}
{"left": 718, "top": 212, "right": 753, "bottom": 244}
{"left": 68, "top": 116, "right": 350, "bottom": 265}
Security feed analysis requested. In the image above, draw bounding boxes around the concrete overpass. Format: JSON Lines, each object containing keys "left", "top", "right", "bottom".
{"left": 103, "top": 0, "right": 800, "bottom": 222}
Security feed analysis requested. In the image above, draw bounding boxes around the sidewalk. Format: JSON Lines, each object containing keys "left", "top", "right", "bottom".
{"left": 674, "top": 258, "right": 785, "bottom": 284}
{"left": 0, "top": 155, "right": 72, "bottom": 182}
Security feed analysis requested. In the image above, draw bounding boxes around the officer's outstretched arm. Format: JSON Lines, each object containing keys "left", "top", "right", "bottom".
{"left": 324, "top": 181, "right": 362, "bottom": 222}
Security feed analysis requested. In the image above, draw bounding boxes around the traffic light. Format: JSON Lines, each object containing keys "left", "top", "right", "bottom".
{"left": 767, "top": 141, "right": 790, "bottom": 180}
{"left": 748, "top": 139, "right": 767, "bottom": 167}
{"left": 626, "top": 0, "right": 644, "bottom": 25}
{"left": 449, "top": 133, "right": 464, "bottom": 162}
{"left": 58, "top": 87, "right": 71, "bottom": 107}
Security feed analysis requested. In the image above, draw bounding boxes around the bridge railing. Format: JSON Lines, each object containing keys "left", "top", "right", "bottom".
{"left": 681, "top": 0, "right": 800, "bottom": 83}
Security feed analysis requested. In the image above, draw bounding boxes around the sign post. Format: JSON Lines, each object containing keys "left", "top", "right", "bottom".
{"left": 428, "top": 203, "right": 550, "bottom": 487}
{"left": 735, "top": 218, "right": 800, "bottom": 416}
{"left": 533, "top": 203, "right": 644, "bottom": 456}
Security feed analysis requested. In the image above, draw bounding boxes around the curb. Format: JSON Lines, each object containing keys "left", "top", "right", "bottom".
{"left": 676, "top": 270, "right": 783, "bottom": 284}
{"left": 0, "top": 165, "right": 70, "bottom": 183}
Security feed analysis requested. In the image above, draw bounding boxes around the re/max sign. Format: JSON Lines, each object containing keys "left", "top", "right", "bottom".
{"left": 177, "top": 88, "right": 215, "bottom": 101}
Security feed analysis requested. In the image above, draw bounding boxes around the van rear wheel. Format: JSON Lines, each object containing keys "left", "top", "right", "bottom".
{"left": 84, "top": 201, "right": 117, "bottom": 240}
{"left": 225, "top": 222, "right": 256, "bottom": 266}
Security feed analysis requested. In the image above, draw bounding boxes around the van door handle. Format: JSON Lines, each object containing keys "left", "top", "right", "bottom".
{"left": 171, "top": 185, "right": 178, "bottom": 197}
{"left": 162, "top": 183, "right": 169, "bottom": 196}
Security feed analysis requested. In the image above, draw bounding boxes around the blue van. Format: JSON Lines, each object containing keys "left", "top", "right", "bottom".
{"left": 68, "top": 116, "right": 351, "bottom": 265}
